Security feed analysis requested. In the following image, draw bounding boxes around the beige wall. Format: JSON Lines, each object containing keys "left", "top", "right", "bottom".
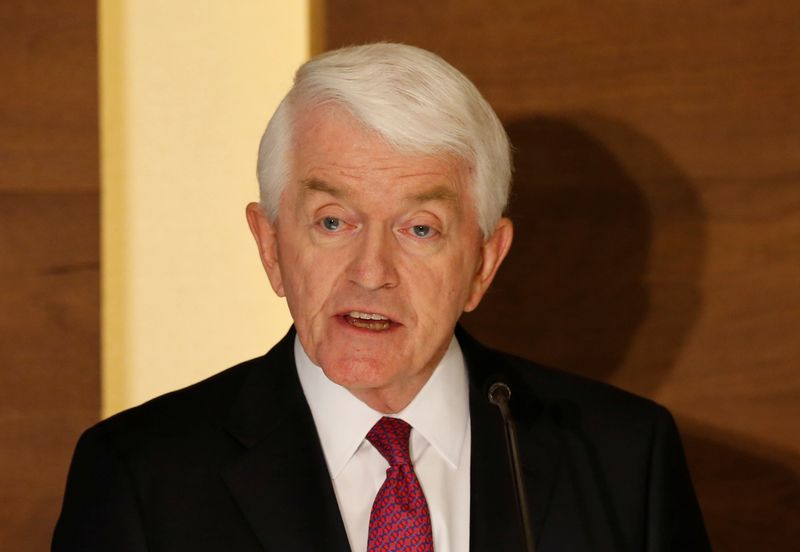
{"left": 3, "top": 3, "right": 315, "bottom": 548}
{"left": 100, "top": 1, "right": 309, "bottom": 416}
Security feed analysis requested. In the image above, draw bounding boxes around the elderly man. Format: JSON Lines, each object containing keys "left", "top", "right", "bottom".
{"left": 54, "top": 44, "right": 709, "bottom": 551}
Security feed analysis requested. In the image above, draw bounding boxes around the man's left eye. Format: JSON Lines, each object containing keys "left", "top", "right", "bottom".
{"left": 411, "top": 225, "right": 434, "bottom": 238}
{"left": 321, "top": 217, "right": 342, "bottom": 231}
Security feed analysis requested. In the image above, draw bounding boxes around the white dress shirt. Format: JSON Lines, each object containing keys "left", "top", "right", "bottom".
{"left": 295, "top": 336, "right": 471, "bottom": 552}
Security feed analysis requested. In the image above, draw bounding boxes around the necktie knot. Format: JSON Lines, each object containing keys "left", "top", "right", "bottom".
{"left": 366, "top": 416, "right": 412, "bottom": 466}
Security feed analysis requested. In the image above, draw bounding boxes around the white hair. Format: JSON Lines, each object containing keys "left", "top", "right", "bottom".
{"left": 256, "top": 43, "right": 511, "bottom": 237}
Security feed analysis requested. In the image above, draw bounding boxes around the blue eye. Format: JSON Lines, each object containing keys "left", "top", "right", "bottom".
{"left": 412, "top": 225, "right": 433, "bottom": 238}
{"left": 321, "top": 217, "right": 341, "bottom": 231}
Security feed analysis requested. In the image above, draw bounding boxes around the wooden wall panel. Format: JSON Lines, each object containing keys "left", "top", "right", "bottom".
{"left": 326, "top": 2, "right": 800, "bottom": 549}
{"left": 0, "top": 1, "right": 99, "bottom": 549}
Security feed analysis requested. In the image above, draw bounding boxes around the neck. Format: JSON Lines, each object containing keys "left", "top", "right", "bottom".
{"left": 348, "top": 372, "right": 433, "bottom": 414}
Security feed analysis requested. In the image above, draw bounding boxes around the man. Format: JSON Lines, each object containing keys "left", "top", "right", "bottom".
{"left": 54, "top": 43, "right": 710, "bottom": 551}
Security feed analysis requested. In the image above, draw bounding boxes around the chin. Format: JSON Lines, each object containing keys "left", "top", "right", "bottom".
{"left": 319, "top": 354, "right": 399, "bottom": 391}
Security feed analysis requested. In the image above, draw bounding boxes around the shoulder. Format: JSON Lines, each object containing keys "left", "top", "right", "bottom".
{"left": 505, "top": 350, "right": 669, "bottom": 421}
{"left": 80, "top": 356, "right": 265, "bottom": 458}
{"left": 97, "top": 357, "right": 258, "bottom": 429}
{"left": 86, "top": 328, "right": 298, "bottom": 455}
{"left": 53, "top": 332, "right": 299, "bottom": 549}
{"left": 457, "top": 326, "right": 673, "bottom": 435}
{"left": 500, "top": 350, "right": 678, "bottom": 454}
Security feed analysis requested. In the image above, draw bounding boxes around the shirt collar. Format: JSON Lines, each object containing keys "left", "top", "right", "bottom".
{"left": 295, "top": 335, "right": 470, "bottom": 477}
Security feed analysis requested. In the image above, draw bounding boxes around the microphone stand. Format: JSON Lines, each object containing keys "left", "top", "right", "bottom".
{"left": 488, "top": 382, "right": 536, "bottom": 552}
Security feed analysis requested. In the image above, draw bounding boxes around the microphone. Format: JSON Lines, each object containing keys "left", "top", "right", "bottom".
{"left": 488, "top": 381, "right": 537, "bottom": 552}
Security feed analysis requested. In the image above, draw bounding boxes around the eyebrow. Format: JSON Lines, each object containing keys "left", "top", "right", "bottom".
{"left": 410, "top": 184, "right": 459, "bottom": 204}
{"left": 301, "top": 178, "right": 345, "bottom": 198}
{"left": 301, "top": 178, "right": 459, "bottom": 205}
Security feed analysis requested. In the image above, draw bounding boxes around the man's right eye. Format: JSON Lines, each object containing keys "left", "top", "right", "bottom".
{"left": 321, "top": 216, "right": 341, "bottom": 231}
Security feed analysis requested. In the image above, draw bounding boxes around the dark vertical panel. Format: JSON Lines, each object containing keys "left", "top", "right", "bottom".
{"left": 326, "top": 2, "right": 800, "bottom": 549}
{"left": 0, "top": 1, "right": 99, "bottom": 549}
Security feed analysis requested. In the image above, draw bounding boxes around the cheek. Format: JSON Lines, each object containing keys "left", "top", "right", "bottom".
{"left": 445, "top": 251, "right": 483, "bottom": 312}
{"left": 281, "top": 245, "right": 344, "bottom": 318}
{"left": 403, "top": 256, "right": 473, "bottom": 323}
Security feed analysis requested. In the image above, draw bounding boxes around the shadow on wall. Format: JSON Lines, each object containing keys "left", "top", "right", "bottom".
{"left": 681, "top": 421, "right": 800, "bottom": 550}
{"left": 462, "top": 115, "right": 703, "bottom": 395}
{"left": 460, "top": 115, "right": 800, "bottom": 549}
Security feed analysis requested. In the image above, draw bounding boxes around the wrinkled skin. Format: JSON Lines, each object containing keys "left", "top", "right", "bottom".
{"left": 247, "top": 105, "right": 512, "bottom": 412}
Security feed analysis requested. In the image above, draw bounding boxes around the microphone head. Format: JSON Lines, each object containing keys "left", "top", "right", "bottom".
{"left": 487, "top": 381, "right": 511, "bottom": 406}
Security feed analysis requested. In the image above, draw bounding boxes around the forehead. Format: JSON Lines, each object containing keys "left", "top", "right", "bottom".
{"left": 289, "top": 105, "right": 472, "bottom": 203}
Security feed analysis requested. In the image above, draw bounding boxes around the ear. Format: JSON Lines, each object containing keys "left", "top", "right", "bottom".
{"left": 245, "top": 202, "right": 285, "bottom": 297}
{"left": 464, "top": 217, "right": 513, "bottom": 312}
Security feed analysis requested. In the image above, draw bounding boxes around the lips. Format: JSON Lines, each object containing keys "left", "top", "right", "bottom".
{"left": 343, "top": 310, "right": 393, "bottom": 331}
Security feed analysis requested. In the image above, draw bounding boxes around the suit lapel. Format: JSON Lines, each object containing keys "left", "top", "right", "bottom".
{"left": 458, "top": 326, "right": 562, "bottom": 551}
{"left": 221, "top": 329, "right": 350, "bottom": 551}
{"left": 219, "top": 326, "right": 560, "bottom": 551}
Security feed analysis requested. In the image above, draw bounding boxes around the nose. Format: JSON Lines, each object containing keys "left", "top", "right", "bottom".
{"left": 347, "top": 225, "right": 400, "bottom": 291}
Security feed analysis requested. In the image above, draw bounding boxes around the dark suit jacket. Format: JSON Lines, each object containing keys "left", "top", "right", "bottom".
{"left": 53, "top": 327, "right": 710, "bottom": 551}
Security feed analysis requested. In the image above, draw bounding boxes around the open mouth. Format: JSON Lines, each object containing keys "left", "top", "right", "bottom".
{"left": 343, "top": 311, "right": 393, "bottom": 331}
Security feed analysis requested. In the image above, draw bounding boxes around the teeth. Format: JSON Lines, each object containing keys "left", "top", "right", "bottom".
{"left": 348, "top": 311, "right": 389, "bottom": 321}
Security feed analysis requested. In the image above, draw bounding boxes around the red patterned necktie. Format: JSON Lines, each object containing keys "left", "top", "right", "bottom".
{"left": 366, "top": 416, "right": 434, "bottom": 552}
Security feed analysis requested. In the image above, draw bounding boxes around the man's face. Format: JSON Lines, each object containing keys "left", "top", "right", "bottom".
{"left": 247, "top": 105, "right": 512, "bottom": 411}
